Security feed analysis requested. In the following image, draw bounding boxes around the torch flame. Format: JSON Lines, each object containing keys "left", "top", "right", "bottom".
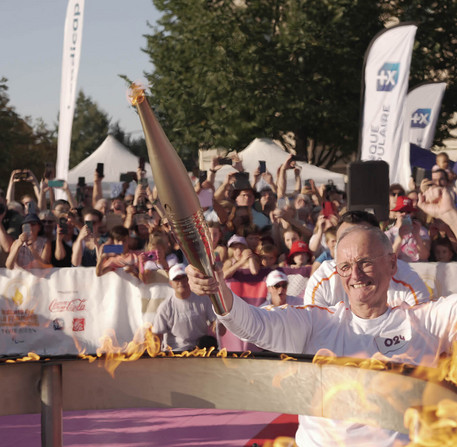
{"left": 127, "top": 82, "right": 146, "bottom": 106}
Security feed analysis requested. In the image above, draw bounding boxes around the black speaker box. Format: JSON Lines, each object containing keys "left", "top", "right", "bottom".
{"left": 347, "top": 160, "right": 390, "bottom": 222}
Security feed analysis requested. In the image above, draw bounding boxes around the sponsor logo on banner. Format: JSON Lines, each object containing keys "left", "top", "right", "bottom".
{"left": 53, "top": 318, "right": 65, "bottom": 330}
{"left": 73, "top": 318, "right": 85, "bottom": 332}
{"left": 0, "top": 309, "right": 39, "bottom": 327}
{"left": 411, "top": 108, "right": 431, "bottom": 128}
{"left": 377, "top": 62, "right": 400, "bottom": 91}
{"left": 49, "top": 298, "right": 86, "bottom": 313}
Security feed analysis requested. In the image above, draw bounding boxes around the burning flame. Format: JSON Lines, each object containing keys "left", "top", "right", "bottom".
{"left": 5, "top": 352, "right": 40, "bottom": 363}
{"left": 3, "top": 321, "right": 457, "bottom": 445}
{"left": 311, "top": 344, "right": 457, "bottom": 445}
{"left": 263, "top": 437, "right": 297, "bottom": 447}
{"left": 127, "top": 82, "right": 146, "bottom": 106}
{"left": 405, "top": 400, "right": 457, "bottom": 446}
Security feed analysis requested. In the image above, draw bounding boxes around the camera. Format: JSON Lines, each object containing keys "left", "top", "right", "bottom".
{"left": 96, "top": 163, "right": 104, "bottom": 178}
{"left": 218, "top": 157, "right": 232, "bottom": 166}
{"left": 139, "top": 156, "right": 145, "bottom": 171}
{"left": 58, "top": 217, "right": 68, "bottom": 232}
{"left": 199, "top": 170, "right": 208, "bottom": 184}
{"left": 44, "top": 163, "right": 54, "bottom": 180}
{"left": 16, "top": 171, "right": 28, "bottom": 181}
{"left": 103, "top": 244, "right": 123, "bottom": 254}
{"left": 120, "top": 172, "right": 135, "bottom": 183}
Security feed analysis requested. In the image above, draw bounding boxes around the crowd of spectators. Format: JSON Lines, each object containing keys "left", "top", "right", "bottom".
{"left": 1, "top": 151, "right": 456, "bottom": 279}
{"left": 2, "top": 152, "right": 457, "bottom": 353}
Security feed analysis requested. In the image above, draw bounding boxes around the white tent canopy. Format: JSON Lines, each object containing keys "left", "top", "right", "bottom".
{"left": 68, "top": 135, "right": 154, "bottom": 185}
{"left": 213, "top": 138, "right": 345, "bottom": 193}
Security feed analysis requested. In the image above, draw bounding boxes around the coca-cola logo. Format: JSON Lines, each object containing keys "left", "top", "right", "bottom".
{"left": 49, "top": 299, "right": 86, "bottom": 313}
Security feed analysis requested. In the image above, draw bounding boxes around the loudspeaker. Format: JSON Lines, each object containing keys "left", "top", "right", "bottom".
{"left": 347, "top": 161, "right": 390, "bottom": 222}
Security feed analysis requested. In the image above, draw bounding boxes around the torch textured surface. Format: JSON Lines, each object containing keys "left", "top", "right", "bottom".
{"left": 133, "top": 87, "right": 226, "bottom": 314}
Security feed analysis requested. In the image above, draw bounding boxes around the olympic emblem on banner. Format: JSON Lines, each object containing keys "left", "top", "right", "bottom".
{"left": 2, "top": 278, "right": 30, "bottom": 306}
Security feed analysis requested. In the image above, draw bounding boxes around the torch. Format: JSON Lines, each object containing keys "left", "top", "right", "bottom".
{"left": 128, "top": 84, "right": 227, "bottom": 315}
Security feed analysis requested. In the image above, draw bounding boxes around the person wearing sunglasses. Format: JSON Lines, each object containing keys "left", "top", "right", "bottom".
{"left": 39, "top": 210, "right": 57, "bottom": 242}
{"left": 71, "top": 208, "right": 105, "bottom": 267}
{"left": 388, "top": 183, "right": 406, "bottom": 222}
{"left": 261, "top": 270, "right": 302, "bottom": 308}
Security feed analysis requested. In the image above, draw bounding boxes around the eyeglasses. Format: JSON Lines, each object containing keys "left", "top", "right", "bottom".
{"left": 335, "top": 253, "right": 392, "bottom": 277}
{"left": 390, "top": 191, "right": 402, "bottom": 197}
{"left": 273, "top": 282, "right": 288, "bottom": 289}
{"left": 41, "top": 220, "right": 55, "bottom": 224}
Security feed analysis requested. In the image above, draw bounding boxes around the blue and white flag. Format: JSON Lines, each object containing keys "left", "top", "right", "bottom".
{"left": 405, "top": 82, "right": 446, "bottom": 150}
{"left": 359, "top": 23, "right": 417, "bottom": 188}
{"left": 56, "top": 0, "right": 85, "bottom": 188}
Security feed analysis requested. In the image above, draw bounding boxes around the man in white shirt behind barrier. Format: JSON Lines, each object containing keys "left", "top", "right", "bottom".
{"left": 304, "top": 210, "right": 430, "bottom": 308}
{"left": 185, "top": 186, "right": 457, "bottom": 447}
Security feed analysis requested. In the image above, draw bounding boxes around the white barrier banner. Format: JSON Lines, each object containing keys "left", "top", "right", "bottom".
{"left": 360, "top": 23, "right": 417, "bottom": 188}
{"left": 56, "top": 0, "right": 85, "bottom": 188}
{"left": 0, "top": 264, "right": 456, "bottom": 357}
{"left": 0, "top": 268, "right": 172, "bottom": 357}
{"left": 405, "top": 82, "right": 446, "bottom": 149}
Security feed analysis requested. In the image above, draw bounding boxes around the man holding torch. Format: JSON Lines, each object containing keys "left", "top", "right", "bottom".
{"left": 186, "top": 185, "right": 457, "bottom": 446}
{"left": 129, "top": 83, "right": 457, "bottom": 445}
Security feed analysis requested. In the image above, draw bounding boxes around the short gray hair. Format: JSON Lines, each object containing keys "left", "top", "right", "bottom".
{"left": 335, "top": 225, "right": 392, "bottom": 262}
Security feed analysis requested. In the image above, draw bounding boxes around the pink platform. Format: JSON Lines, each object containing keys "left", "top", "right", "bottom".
{"left": 0, "top": 408, "right": 297, "bottom": 446}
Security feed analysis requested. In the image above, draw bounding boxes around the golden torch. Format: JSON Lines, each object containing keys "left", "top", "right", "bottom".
{"left": 128, "top": 84, "right": 227, "bottom": 315}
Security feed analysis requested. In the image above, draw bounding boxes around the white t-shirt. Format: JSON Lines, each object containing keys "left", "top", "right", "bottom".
{"left": 303, "top": 259, "right": 430, "bottom": 307}
{"left": 153, "top": 292, "right": 216, "bottom": 351}
{"left": 218, "top": 294, "right": 457, "bottom": 446}
{"left": 261, "top": 294, "right": 304, "bottom": 308}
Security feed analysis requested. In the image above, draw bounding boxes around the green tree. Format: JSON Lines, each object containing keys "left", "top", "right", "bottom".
{"left": 143, "top": 0, "right": 457, "bottom": 168}
{"left": 0, "top": 77, "right": 56, "bottom": 192}
{"left": 143, "top": 0, "right": 382, "bottom": 168}
{"left": 69, "top": 91, "right": 110, "bottom": 168}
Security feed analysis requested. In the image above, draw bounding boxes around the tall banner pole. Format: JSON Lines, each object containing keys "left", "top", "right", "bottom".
{"left": 358, "top": 23, "right": 417, "bottom": 189}
{"left": 404, "top": 81, "right": 446, "bottom": 150}
{"left": 55, "top": 0, "right": 85, "bottom": 197}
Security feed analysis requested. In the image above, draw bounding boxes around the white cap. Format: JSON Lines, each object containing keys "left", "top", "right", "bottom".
{"left": 169, "top": 263, "right": 187, "bottom": 281}
{"left": 265, "top": 270, "right": 288, "bottom": 287}
{"left": 227, "top": 234, "right": 248, "bottom": 247}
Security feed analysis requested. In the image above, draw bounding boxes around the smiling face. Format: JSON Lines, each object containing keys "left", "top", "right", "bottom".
{"left": 336, "top": 228, "right": 396, "bottom": 319}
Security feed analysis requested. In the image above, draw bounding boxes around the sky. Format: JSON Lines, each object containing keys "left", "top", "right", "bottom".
{"left": 0, "top": 0, "right": 161, "bottom": 137}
